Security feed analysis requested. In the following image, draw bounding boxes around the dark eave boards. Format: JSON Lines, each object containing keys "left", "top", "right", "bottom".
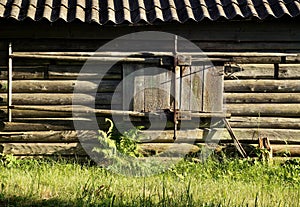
{"left": 0, "top": 0, "right": 299, "bottom": 25}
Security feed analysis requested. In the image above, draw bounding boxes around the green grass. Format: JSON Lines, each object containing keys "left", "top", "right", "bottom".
{"left": 0, "top": 155, "right": 300, "bottom": 207}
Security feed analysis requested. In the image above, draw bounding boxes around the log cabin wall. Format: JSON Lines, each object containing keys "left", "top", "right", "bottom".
{"left": 0, "top": 20, "right": 299, "bottom": 156}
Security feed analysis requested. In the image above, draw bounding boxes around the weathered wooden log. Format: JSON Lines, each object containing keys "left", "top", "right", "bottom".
{"left": 12, "top": 51, "right": 296, "bottom": 58}
{"left": 2, "top": 142, "right": 300, "bottom": 157}
{"left": 272, "top": 145, "right": 300, "bottom": 157}
{"left": 0, "top": 143, "right": 85, "bottom": 155}
{"left": 0, "top": 93, "right": 120, "bottom": 105}
{"left": 11, "top": 54, "right": 163, "bottom": 65}
{"left": 0, "top": 65, "right": 122, "bottom": 80}
{"left": 0, "top": 80, "right": 120, "bottom": 93}
{"left": 226, "top": 103, "right": 300, "bottom": 117}
{"left": 0, "top": 127, "right": 299, "bottom": 143}
{"left": 140, "top": 128, "right": 300, "bottom": 143}
{"left": 0, "top": 131, "right": 79, "bottom": 142}
{"left": 224, "top": 64, "right": 274, "bottom": 79}
{"left": 0, "top": 105, "right": 120, "bottom": 118}
{"left": 279, "top": 64, "right": 300, "bottom": 79}
{"left": 229, "top": 117, "right": 300, "bottom": 129}
{"left": 0, "top": 121, "right": 75, "bottom": 131}
{"left": 231, "top": 57, "right": 282, "bottom": 64}
{"left": 0, "top": 66, "right": 46, "bottom": 80}
{"left": 286, "top": 55, "right": 300, "bottom": 63}
{"left": 225, "top": 93, "right": 300, "bottom": 103}
{"left": 224, "top": 80, "right": 300, "bottom": 92}
{"left": 48, "top": 64, "right": 122, "bottom": 80}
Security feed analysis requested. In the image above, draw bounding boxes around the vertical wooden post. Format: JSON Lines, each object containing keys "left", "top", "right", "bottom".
{"left": 8, "top": 43, "right": 12, "bottom": 122}
{"left": 173, "top": 35, "right": 178, "bottom": 140}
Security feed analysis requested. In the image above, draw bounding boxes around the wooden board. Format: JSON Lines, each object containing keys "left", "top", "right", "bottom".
{"left": 203, "top": 65, "right": 223, "bottom": 112}
{"left": 229, "top": 117, "right": 300, "bottom": 129}
{"left": 279, "top": 64, "right": 300, "bottom": 79}
{"left": 190, "top": 66, "right": 203, "bottom": 111}
{"left": 225, "top": 93, "right": 300, "bottom": 103}
{"left": 2, "top": 142, "right": 300, "bottom": 157}
{"left": 224, "top": 64, "right": 274, "bottom": 79}
{"left": 224, "top": 80, "right": 300, "bottom": 92}
{"left": 0, "top": 80, "right": 120, "bottom": 93}
{"left": 0, "top": 93, "right": 121, "bottom": 105}
{"left": 226, "top": 103, "right": 300, "bottom": 117}
{"left": 140, "top": 128, "right": 300, "bottom": 143}
{"left": 124, "top": 64, "right": 172, "bottom": 112}
{"left": 48, "top": 64, "right": 122, "bottom": 80}
{"left": 0, "top": 143, "right": 85, "bottom": 155}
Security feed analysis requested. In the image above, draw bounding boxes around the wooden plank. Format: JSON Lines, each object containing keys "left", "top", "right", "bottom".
{"left": 48, "top": 64, "right": 122, "bottom": 80}
{"left": 229, "top": 117, "right": 300, "bottom": 129}
{"left": 140, "top": 143, "right": 200, "bottom": 155}
{"left": 286, "top": 55, "right": 300, "bottom": 63}
{"left": 159, "top": 69, "right": 172, "bottom": 110}
{"left": 279, "top": 64, "right": 300, "bottom": 79}
{"left": 224, "top": 80, "right": 300, "bottom": 92}
{"left": 0, "top": 143, "right": 85, "bottom": 155}
{"left": 0, "top": 93, "right": 121, "bottom": 105}
{"left": 0, "top": 66, "right": 46, "bottom": 80}
{"left": 190, "top": 66, "right": 203, "bottom": 111}
{"left": 224, "top": 64, "right": 274, "bottom": 79}
{"left": 8, "top": 43, "right": 12, "bottom": 122}
{"left": 133, "top": 69, "right": 144, "bottom": 112}
{"left": 1, "top": 121, "right": 75, "bottom": 131}
{"left": 180, "top": 66, "right": 191, "bottom": 111}
{"left": 0, "top": 129, "right": 214, "bottom": 143}
{"left": 142, "top": 67, "right": 171, "bottom": 112}
{"left": 0, "top": 80, "right": 120, "bottom": 93}
{"left": 140, "top": 128, "right": 300, "bottom": 143}
{"left": 226, "top": 103, "right": 300, "bottom": 117}
{"left": 2, "top": 142, "right": 300, "bottom": 157}
{"left": 203, "top": 65, "right": 223, "bottom": 112}
{"left": 141, "top": 143, "right": 300, "bottom": 157}
{"left": 0, "top": 131, "right": 78, "bottom": 142}
{"left": 123, "top": 64, "right": 136, "bottom": 111}
{"left": 225, "top": 93, "right": 300, "bottom": 103}
{"left": 144, "top": 68, "right": 157, "bottom": 112}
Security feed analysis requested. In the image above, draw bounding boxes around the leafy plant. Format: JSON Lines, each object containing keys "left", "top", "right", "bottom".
{"left": 117, "top": 126, "right": 143, "bottom": 158}
{"left": 93, "top": 118, "right": 143, "bottom": 159}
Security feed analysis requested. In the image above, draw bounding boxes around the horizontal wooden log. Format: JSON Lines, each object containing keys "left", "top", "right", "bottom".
{"left": 48, "top": 64, "right": 121, "bottom": 80}
{"left": 231, "top": 56, "right": 282, "bottom": 64}
{"left": 225, "top": 93, "right": 300, "bottom": 103}
{"left": 13, "top": 51, "right": 296, "bottom": 58}
{"left": 272, "top": 145, "right": 300, "bottom": 157}
{"left": 286, "top": 55, "right": 300, "bottom": 63}
{"left": 0, "top": 131, "right": 80, "bottom": 142}
{"left": 0, "top": 127, "right": 299, "bottom": 143}
{"left": 0, "top": 143, "right": 85, "bottom": 155}
{"left": 279, "top": 64, "right": 300, "bottom": 79}
{"left": 0, "top": 65, "right": 122, "bottom": 80}
{"left": 2, "top": 142, "right": 300, "bottom": 157}
{"left": 142, "top": 143, "right": 300, "bottom": 157}
{"left": 229, "top": 117, "right": 300, "bottom": 129}
{"left": 224, "top": 80, "right": 300, "bottom": 92}
{"left": 0, "top": 93, "right": 120, "bottom": 105}
{"left": 226, "top": 103, "right": 300, "bottom": 117}
{"left": 140, "top": 128, "right": 300, "bottom": 143}
{"left": 0, "top": 105, "right": 120, "bottom": 118}
{"left": 0, "top": 66, "right": 46, "bottom": 80}
{"left": 224, "top": 64, "right": 274, "bottom": 79}
{"left": 0, "top": 80, "right": 120, "bottom": 93}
